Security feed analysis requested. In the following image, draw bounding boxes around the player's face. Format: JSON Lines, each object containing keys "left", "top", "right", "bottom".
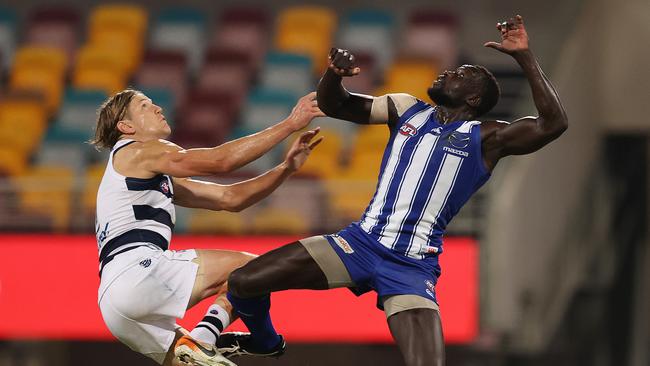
{"left": 427, "top": 65, "right": 480, "bottom": 108}
{"left": 126, "top": 94, "right": 171, "bottom": 139}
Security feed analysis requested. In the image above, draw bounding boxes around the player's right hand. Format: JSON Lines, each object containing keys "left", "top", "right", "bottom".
{"left": 288, "top": 92, "right": 325, "bottom": 131}
{"left": 328, "top": 48, "right": 361, "bottom": 77}
{"left": 284, "top": 127, "right": 323, "bottom": 173}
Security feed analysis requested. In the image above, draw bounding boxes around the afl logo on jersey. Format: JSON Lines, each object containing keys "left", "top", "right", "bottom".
{"left": 160, "top": 180, "right": 170, "bottom": 194}
{"left": 399, "top": 123, "right": 418, "bottom": 137}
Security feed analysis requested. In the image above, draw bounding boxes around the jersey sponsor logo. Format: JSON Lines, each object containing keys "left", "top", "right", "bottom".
{"left": 399, "top": 123, "right": 418, "bottom": 137}
{"left": 425, "top": 279, "right": 436, "bottom": 293}
{"left": 331, "top": 235, "right": 354, "bottom": 254}
{"left": 443, "top": 146, "right": 469, "bottom": 157}
{"left": 431, "top": 127, "right": 443, "bottom": 135}
{"left": 139, "top": 258, "right": 152, "bottom": 268}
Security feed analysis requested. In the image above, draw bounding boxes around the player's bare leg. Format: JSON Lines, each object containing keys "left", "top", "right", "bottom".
{"left": 168, "top": 250, "right": 255, "bottom": 365}
{"left": 387, "top": 308, "right": 445, "bottom": 366}
{"left": 228, "top": 241, "right": 329, "bottom": 297}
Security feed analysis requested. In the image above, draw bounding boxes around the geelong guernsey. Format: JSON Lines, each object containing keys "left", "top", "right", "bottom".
{"left": 358, "top": 100, "right": 490, "bottom": 259}
{"left": 95, "top": 139, "right": 175, "bottom": 274}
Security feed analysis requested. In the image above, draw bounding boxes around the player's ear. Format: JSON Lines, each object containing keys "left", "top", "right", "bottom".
{"left": 117, "top": 120, "right": 135, "bottom": 135}
{"left": 466, "top": 94, "right": 481, "bottom": 109}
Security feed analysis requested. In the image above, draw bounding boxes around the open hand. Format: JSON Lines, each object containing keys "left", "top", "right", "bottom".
{"left": 328, "top": 48, "right": 361, "bottom": 77}
{"left": 284, "top": 128, "right": 324, "bottom": 172}
{"left": 484, "top": 15, "right": 529, "bottom": 55}
{"left": 288, "top": 92, "right": 326, "bottom": 131}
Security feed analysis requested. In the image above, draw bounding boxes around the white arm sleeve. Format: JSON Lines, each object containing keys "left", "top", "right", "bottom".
{"left": 369, "top": 93, "right": 419, "bottom": 123}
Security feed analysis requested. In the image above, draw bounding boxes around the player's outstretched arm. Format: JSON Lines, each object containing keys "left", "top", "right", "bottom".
{"left": 172, "top": 129, "right": 323, "bottom": 211}
{"left": 139, "top": 93, "right": 323, "bottom": 177}
{"left": 317, "top": 48, "right": 377, "bottom": 124}
{"left": 481, "top": 15, "right": 568, "bottom": 167}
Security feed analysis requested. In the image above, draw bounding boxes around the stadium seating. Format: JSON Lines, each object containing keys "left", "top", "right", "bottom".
{"left": 24, "top": 6, "right": 81, "bottom": 63}
{"left": 12, "top": 165, "right": 74, "bottom": 231}
{"left": 0, "top": 3, "right": 466, "bottom": 233}
{"left": 0, "top": 7, "right": 16, "bottom": 71}
{"left": 47, "top": 88, "right": 107, "bottom": 144}
{"left": 260, "top": 52, "right": 313, "bottom": 96}
{"left": 10, "top": 46, "right": 67, "bottom": 113}
{"left": 135, "top": 49, "right": 188, "bottom": 107}
{"left": 337, "top": 9, "right": 395, "bottom": 71}
{"left": 275, "top": 6, "right": 337, "bottom": 73}
{"left": 211, "top": 7, "right": 270, "bottom": 70}
{"left": 150, "top": 7, "right": 206, "bottom": 73}
{"left": 401, "top": 10, "right": 459, "bottom": 70}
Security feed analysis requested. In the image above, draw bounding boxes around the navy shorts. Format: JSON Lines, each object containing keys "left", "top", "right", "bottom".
{"left": 324, "top": 223, "right": 441, "bottom": 310}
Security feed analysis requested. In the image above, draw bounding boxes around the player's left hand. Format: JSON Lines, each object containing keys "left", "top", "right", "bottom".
{"left": 284, "top": 128, "right": 324, "bottom": 172}
{"left": 484, "top": 15, "right": 529, "bottom": 55}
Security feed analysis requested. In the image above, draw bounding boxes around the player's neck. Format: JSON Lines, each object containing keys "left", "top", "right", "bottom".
{"left": 435, "top": 106, "right": 475, "bottom": 124}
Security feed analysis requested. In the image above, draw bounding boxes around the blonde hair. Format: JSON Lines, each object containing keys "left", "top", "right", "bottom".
{"left": 90, "top": 89, "right": 142, "bottom": 150}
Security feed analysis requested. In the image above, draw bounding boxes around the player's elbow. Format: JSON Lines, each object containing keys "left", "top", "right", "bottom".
{"left": 218, "top": 189, "right": 245, "bottom": 212}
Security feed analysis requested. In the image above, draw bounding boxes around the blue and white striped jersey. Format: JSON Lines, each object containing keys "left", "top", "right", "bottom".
{"left": 358, "top": 99, "right": 490, "bottom": 259}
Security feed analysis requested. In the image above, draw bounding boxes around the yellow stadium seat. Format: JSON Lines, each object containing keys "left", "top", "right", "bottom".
{"left": 325, "top": 178, "right": 376, "bottom": 222}
{"left": 344, "top": 150, "right": 384, "bottom": 180}
{"left": 0, "top": 99, "right": 47, "bottom": 155}
{"left": 10, "top": 66, "right": 64, "bottom": 113}
{"left": 82, "top": 163, "right": 105, "bottom": 214}
{"left": 73, "top": 45, "right": 130, "bottom": 94}
{"left": 376, "top": 60, "right": 438, "bottom": 101}
{"left": 89, "top": 28, "right": 143, "bottom": 73}
{"left": 275, "top": 6, "right": 336, "bottom": 73}
{"left": 13, "top": 46, "right": 68, "bottom": 75}
{"left": 275, "top": 29, "right": 331, "bottom": 73}
{"left": 354, "top": 125, "right": 390, "bottom": 152}
{"left": 75, "top": 44, "right": 130, "bottom": 76}
{"left": 0, "top": 148, "right": 28, "bottom": 176}
{"left": 187, "top": 209, "right": 245, "bottom": 235}
{"left": 289, "top": 128, "right": 344, "bottom": 178}
{"left": 89, "top": 4, "right": 148, "bottom": 41}
{"left": 251, "top": 207, "right": 308, "bottom": 234}
{"left": 12, "top": 165, "right": 74, "bottom": 231}
{"left": 73, "top": 66, "right": 126, "bottom": 95}
{"left": 277, "top": 6, "right": 337, "bottom": 34}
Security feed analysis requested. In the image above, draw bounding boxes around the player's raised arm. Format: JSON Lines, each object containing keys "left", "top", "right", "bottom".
{"left": 481, "top": 15, "right": 568, "bottom": 166}
{"left": 172, "top": 128, "right": 323, "bottom": 211}
{"left": 140, "top": 93, "right": 323, "bottom": 177}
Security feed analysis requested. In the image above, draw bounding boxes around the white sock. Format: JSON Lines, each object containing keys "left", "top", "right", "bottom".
{"left": 189, "top": 304, "right": 231, "bottom": 345}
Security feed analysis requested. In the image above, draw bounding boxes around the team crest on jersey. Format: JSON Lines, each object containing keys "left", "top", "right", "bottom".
{"left": 448, "top": 132, "right": 470, "bottom": 149}
{"left": 399, "top": 123, "right": 418, "bottom": 137}
{"left": 160, "top": 180, "right": 170, "bottom": 194}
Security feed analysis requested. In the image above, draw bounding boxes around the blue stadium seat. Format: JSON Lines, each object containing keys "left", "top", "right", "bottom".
{"left": 150, "top": 7, "right": 207, "bottom": 74}
{"left": 0, "top": 7, "right": 17, "bottom": 71}
{"left": 47, "top": 88, "right": 107, "bottom": 143}
{"left": 337, "top": 9, "right": 395, "bottom": 71}
{"left": 235, "top": 88, "right": 297, "bottom": 173}
{"left": 260, "top": 52, "right": 313, "bottom": 96}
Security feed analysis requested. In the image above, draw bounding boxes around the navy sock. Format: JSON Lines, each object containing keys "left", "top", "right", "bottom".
{"left": 226, "top": 292, "right": 281, "bottom": 351}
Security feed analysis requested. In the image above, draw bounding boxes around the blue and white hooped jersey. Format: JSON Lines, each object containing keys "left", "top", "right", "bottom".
{"left": 95, "top": 139, "right": 175, "bottom": 255}
{"left": 358, "top": 99, "right": 490, "bottom": 259}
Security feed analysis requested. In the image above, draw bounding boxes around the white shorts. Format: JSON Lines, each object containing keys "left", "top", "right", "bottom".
{"left": 98, "top": 245, "right": 199, "bottom": 364}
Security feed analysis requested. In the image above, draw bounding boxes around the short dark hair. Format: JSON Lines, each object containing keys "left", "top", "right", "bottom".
{"left": 474, "top": 66, "right": 500, "bottom": 117}
{"left": 90, "top": 89, "right": 141, "bottom": 150}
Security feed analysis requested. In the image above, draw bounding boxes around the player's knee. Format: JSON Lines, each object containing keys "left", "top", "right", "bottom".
{"left": 227, "top": 267, "right": 255, "bottom": 298}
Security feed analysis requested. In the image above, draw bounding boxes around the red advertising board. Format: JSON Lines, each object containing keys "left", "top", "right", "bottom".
{"left": 0, "top": 235, "right": 477, "bottom": 343}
